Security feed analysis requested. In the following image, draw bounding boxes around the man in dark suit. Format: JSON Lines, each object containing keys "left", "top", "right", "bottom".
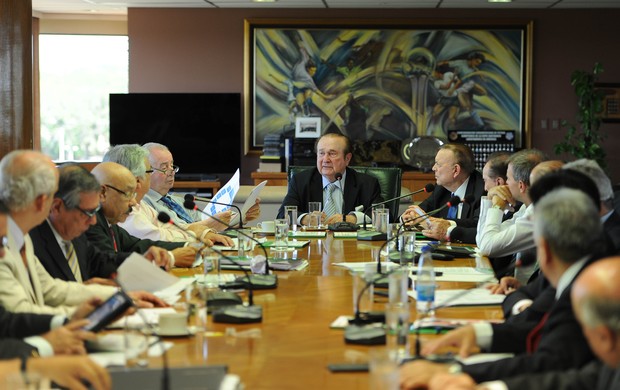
{"left": 85, "top": 162, "right": 190, "bottom": 269}
{"left": 277, "top": 133, "right": 383, "bottom": 226}
{"left": 402, "top": 143, "right": 485, "bottom": 242}
{"left": 423, "top": 257, "right": 620, "bottom": 390}
{"left": 399, "top": 187, "right": 603, "bottom": 388}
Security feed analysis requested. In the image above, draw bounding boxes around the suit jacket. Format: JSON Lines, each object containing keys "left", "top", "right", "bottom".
{"left": 85, "top": 209, "right": 184, "bottom": 262}
{"left": 418, "top": 170, "right": 485, "bottom": 228}
{"left": 502, "top": 360, "right": 619, "bottom": 390}
{"left": 276, "top": 167, "right": 383, "bottom": 219}
{"left": 463, "top": 258, "right": 597, "bottom": 382}
{"left": 0, "top": 230, "right": 116, "bottom": 316}
{"left": 0, "top": 339, "right": 38, "bottom": 360}
{"left": 604, "top": 210, "right": 620, "bottom": 254}
{"left": 0, "top": 306, "right": 54, "bottom": 359}
{"left": 30, "top": 221, "right": 118, "bottom": 282}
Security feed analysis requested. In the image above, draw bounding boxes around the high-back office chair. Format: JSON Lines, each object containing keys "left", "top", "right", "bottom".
{"left": 288, "top": 166, "right": 402, "bottom": 221}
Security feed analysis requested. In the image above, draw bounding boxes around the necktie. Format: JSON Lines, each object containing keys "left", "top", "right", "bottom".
{"left": 19, "top": 245, "right": 27, "bottom": 268}
{"left": 109, "top": 227, "right": 118, "bottom": 253}
{"left": 160, "top": 195, "right": 194, "bottom": 223}
{"left": 64, "top": 241, "right": 82, "bottom": 283}
{"left": 323, "top": 183, "right": 339, "bottom": 218}
{"left": 446, "top": 193, "right": 457, "bottom": 219}
{"left": 526, "top": 312, "right": 550, "bottom": 353}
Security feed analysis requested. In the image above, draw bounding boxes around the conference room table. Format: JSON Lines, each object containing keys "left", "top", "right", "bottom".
{"left": 160, "top": 233, "right": 502, "bottom": 389}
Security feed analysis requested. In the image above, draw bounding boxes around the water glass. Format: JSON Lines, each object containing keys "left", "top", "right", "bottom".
{"left": 124, "top": 319, "right": 149, "bottom": 367}
{"left": 308, "top": 201, "right": 322, "bottom": 228}
{"left": 273, "top": 218, "right": 289, "bottom": 250}
{"left": 351, "top": 263, "right": 375, "bottom": 313}
{"left": 372, "top": 204, "right": 387, "bottom": 229}
{"left": 369, "top": 348, "right": 399, "bottom": 390}
{"left": 399, "top": 231, "right": 416, "bottom": 265}
{"left": 385, "top": 302, "right": 411, "bottom": 361}
{"left": 388, "top": 268, "right": 409, "bottom": 304}
{"left": 237, "top": 229, "right": 252, "bottom": 258}
{"left": 202, "top": 248, "right": 220, "bottom": 288}
{"left": 387, "top": 223, "right": 401, "bottom": 263}
{"left": 284, "top": 205, "right": 298, "bottom": 232}
{"left": 374, "top": 208, "right": 389, "bottom": 234}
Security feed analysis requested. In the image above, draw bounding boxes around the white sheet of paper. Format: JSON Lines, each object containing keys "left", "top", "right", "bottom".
{"left": 332, "top": 261, "right": 398, "bottom": 273}
{"left": 229, "top": 180, "right": 268, "bottom": 227}
{"left": 107, "top": 307, "right": 177, "bottom": 329}
{"left": 117, "top": 252, "right": 181, "bottom": 293}
{"left": 407, "top": 288, "right": 505, "bottom": 307}
{"left": 203, "top": 169, "right": 240, "bottom": 217}
{"left": 410, "top": 267, "right": 496, "bottom": 283}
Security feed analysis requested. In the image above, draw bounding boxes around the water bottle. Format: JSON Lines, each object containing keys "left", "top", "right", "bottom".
{"left": 416, "top": 245, "right": 435, "bottom": 316}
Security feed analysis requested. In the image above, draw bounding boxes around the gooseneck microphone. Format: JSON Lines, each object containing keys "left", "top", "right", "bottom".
{"left": 358, "top": 183, "right": 435, "bottom": 241}
{"left": 328, "top": 172, "right": 360, "bottom": 232}
{"left": 157, "top": 212, "right": 263, "bottom": 324}
{"left": 184, "top": 194, "right": 244, "bottom": 229}
{"left": 182, "top": 199, "right": 277, "bottom": 289}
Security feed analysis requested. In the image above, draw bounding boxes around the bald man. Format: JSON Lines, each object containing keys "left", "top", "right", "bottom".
{"left": 426, "top": 257, "right": 620, "bottom": 390}
{"left": 85, "top": 162, "right": 190, "bottom": 269}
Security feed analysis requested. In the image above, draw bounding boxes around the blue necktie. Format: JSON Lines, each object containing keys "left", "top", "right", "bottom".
{"left": 446, "top": 193, "right": 457, "bottom": 220}
{"left": 160, "top": 195, "right": 194, "bottom": 223}
{"left": 323, "top": 183, "right": 339, "bottom": 218}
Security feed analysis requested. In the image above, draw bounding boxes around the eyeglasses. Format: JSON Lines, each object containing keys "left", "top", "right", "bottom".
{"left": 145, "top": 169, "right": 154, "bottom": 175}
{"left": 151, "top": 165, "right": 180, "bottom": 175}
{"left": 75, "top": 203, "right": 101, "bottom": 219}
{"left": 104, "top": 184, "right": 137, "bottom": 201}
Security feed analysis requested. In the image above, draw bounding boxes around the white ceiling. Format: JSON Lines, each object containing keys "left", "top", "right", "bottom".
{"left": 31, "top": 0, "right": 620, "bottom": 17}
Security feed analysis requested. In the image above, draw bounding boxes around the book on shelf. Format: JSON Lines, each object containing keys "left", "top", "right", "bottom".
{"left": 258, "top": 161, "right": 283, "bottom": 172}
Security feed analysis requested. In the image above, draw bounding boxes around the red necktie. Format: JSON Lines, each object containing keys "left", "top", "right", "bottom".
{"left": 526, "top": 312, "right": 550, "bottom": 353}
{"left": 109, "top": 227, "right": 118, "bottom": 253}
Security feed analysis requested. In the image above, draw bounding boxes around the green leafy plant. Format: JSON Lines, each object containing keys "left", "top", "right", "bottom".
{"left": 554, "top": 62, "right": 607, "bottom": 168}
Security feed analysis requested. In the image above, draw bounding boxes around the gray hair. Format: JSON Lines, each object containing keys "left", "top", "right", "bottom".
{"left": 55, "top": 164, "right": 101, "bottom": 209}
{"left": 579, "top": 296, "right": 620, "bottom": 333}
{"left": 104, "top": 144, "right": 149, "bottom": 179}
{"left": 534, "top": 188, "right": 602, "bottom": 264}
{"left": 563, "top": 159, "right": 614, "bottom": 202}
{"left": 508, "top": 149, "right": 546, "bottom": 187}
{"left": 0, "top": 150, "right": 57, "bottom": 211}
{"left": 486, "top": 151, "right": 510, "bottom": 181}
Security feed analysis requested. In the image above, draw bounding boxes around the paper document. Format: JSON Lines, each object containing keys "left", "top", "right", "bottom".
{"left": 212, "top": 237, "right": 256, "bottom": 251}
{"left": 107, "top": 307, "right": 177, "bottom": 329}
{"left": 410, "top": 267, "right": 495, "bottom": 283}
{"left": 408, "top": 288, "right": 504, "bottom": 307}
{"left": 117, "top": 253, "right": 194, "bottom": 299}
{"left": 332, "top": 261, "right": 398, "bottom": 273}
{"left": 203, "top": 169, "right": 240, "bottom": 216}
{"left": 230, "top": 180, "right": 268, "bottom": 226}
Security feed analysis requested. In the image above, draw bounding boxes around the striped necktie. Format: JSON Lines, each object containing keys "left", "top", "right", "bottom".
{"left": 64, "top": 241, "right": 82, "bottom": 282}
{"left": 160, "top": 195, "right": 194, "bottom": 223}
{"left": 323, "top": 182, "right": 339, "bottom": 218}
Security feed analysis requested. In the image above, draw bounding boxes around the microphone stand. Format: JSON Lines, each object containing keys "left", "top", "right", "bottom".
{"left": 185, "top": 194, "right": 245, "bottom": 229}
{"left": 156, "top": 212, "right": 263, "bottom": 323}
{"left": 358, "top": 184, "right": 435, "bottom": 241}
{"left": 182, "top": 200, "right": 277, "bottom": 289}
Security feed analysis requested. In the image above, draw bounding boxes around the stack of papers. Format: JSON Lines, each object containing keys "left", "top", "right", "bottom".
{"left": 332, "top": 261, "right": 398, "bottom": 273}
{"left": 260, "top": 240, "right": 310, "bottom": 248}
{"left": 212, "top": 237, "right": 257, "bottom": 251}
{"left": 407, "top": 288, "right": 505, "bottom": 307}
{"left": 410, "top": 267, "right": 495, "bottom": 283}
{"left": 289, "top": 231, "right": 326, "bottom": 238}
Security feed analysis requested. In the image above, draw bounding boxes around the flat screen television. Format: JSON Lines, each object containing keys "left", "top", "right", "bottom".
{"left": 109, "top": 93, "right": 241, "bottom": 178}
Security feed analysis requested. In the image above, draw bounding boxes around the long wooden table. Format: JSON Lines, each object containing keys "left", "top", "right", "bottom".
{"left": 162, "top": 235, "right": 501, "bottom": 389}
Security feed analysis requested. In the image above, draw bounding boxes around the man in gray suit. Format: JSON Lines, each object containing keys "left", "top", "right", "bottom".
{"left": 421, "top": 256, "right": 620, "bottom": 390}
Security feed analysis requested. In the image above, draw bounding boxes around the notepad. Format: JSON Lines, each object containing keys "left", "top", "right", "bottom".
{"left": 289, "top": 231, "right": 327, "bottom": 238}
{"left": 260, "top": 240, "right": 310, "bottom": 248}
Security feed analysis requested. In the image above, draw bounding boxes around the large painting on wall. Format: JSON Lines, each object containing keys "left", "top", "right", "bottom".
{"left": 244, "top": 19, "right": 533, "bottom": 154}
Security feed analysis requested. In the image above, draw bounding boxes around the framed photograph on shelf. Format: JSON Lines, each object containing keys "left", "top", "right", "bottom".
{"left": 244, "top": 18, "right": 533, "bottom": 154}
{"left": 295, "top": 116, "right": 321, "bottom": 138}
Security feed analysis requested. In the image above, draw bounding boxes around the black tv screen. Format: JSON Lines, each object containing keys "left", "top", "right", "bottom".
{"left": 109, "top": 93, "right": 241, "bottom": 177}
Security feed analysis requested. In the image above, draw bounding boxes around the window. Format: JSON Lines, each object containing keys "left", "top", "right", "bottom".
{"left": 39, "top": 34, "right": 128, "bottom": 161}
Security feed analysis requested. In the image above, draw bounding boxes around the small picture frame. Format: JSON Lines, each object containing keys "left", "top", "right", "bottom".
{"left": 295, "top": 117, "right": 321, "bottom": 138}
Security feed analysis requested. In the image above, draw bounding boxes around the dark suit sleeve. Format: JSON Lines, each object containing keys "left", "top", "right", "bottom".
{"left": 502, "top": 360, "right": 602, "bottom": 390}
{"left": 0, "top": 306, "right": 53, "bottom": 339}
{"left": 448, "top": 226, "right": 477, "bottom": 244}
{"left": 0, "top": 339, "right": 38, "bottom": 359}
{"left": 501, "top": 276, "right": 550, "bottom": 319}
{"left": 81, "top": 236, "right": 118, "bottom": 279}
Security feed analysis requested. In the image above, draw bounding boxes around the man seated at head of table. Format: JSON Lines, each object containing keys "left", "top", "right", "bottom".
{"left": 84, "top": 161, "right": 203, "bottom": 269}
{"left": 277, "top": 132, "right": 383, "bottom": 226}
{"left": 103, "top": 144, "right": 233, "bottom": 250}
{"left": 142, "top": 142, "right": 260, "bottom": 231}
{"left": 401, "top": 143, "right": 485, "bottom": 243}
{"left": 422, "top": 256, "right": 620, "bottom": 390}
{"left": 0, "top": 151, "right": 164, "bottom": 314}
{"left": 399, "top": 181, "right": 609, "bottom": 388}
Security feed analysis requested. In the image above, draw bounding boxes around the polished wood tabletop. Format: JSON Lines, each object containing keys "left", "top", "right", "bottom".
{"left": 163, "top": 234, "right": 502, "bottom": 390}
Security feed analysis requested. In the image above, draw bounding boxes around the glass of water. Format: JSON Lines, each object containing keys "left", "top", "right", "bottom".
{"left": 273, "top": 218, "right": 289, "bottom": 251}
{"left": 284, "top": 205, "right": 298, "bottom": 232}
{"left": 307, "top": 201, "right": 322, "bottom": 228}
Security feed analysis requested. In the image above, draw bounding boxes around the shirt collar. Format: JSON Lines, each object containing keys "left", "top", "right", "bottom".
{"left": 46, "top": 219, "right": 70, "bottom": 255}
{"left": 453, "top": 177, "right": 470, "bottom": 200}
{"left": 555, "top": 256, "right": 588, "bottom": 300}
{"left": 322, "top": 170, "right": 347, "bottom": 191}
{"left": 7, "top": 216, "right": 24, "bottom": 251}
{"left": 601, "top": 210, "right": 613, "bottom": 223}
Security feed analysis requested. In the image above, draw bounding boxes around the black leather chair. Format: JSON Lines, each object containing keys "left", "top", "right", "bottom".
{"left": 288, "top": 166, "right": 402, "bottom": 220}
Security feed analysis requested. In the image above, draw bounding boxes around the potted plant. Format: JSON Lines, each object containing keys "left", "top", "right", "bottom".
{"left": 554, "top": 62, "right": 607, "bottom": 168}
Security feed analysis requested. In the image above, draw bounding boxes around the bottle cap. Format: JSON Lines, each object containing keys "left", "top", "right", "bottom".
{"left": 421, "top": 245, "right": 432, "bottom": 252}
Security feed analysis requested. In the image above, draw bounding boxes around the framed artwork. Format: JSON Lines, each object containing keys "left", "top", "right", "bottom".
{"left": 295, "top": 116, "right": 321, "bottom": 138}
{"left": 244, "top": 19, "right": 533, "bottom": 154}
{"left": 596, "top": 83, "right": 620, "bottom": 123}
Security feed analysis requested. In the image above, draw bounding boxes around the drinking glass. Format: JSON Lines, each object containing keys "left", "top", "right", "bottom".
{"left": 399, "top": 231, "right": 416, "bottom": 265}
{"left": 284, "top": 205, "right": 298, "bottom": 232}
{"left": 308, "top": 201, "right": 322, "bottom": 228}
{"left": 273, "top": 218, "right": 289, "bottom": 251}
{"left": 372, "top": 204, "right": 387, "bottom": 229}
{"left": 385, "top": 302, "right": 411, "bottom": 361}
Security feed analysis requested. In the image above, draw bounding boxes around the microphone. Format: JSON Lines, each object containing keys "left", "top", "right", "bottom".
{"left": 182, "top": 199, "right": 277, "bottom": 289}
{"left": 156, "top": 211, "right": 263, "bottom": 323}
{"left": 358, "top": 183, "right": 435, "bottom": 241}
{"left": 328, "top": 172, "right": 359, "bottom": 232}
{"left": 184, "top": 194, "right": 245, "bottom": 229}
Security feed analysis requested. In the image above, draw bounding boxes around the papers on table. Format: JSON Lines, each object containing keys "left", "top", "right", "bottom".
{"left": 332, "top": 261, "right": 399, "bottom": 273}
{"left": 407, "top": 288, "right": 505, "bottom": 307}
{"left": 260, "top": 240, "right": 310, "bottom": 248}
{"left": 116, "top": 253, "right": 194, "bottom": 301}
{"left": 289, "top": 231, "right": 327, "bottom": 238}
{"left": 219, "top": 257, "right": 309, "bottom": 271}
{"left": 410, "top": 267, "right": 496, "bottom": 283}
{"left": 212, "top": 237, "right": 256, "bottom": 251}
{"left": 107, "top": 307, "right": 177, "bottom": 329}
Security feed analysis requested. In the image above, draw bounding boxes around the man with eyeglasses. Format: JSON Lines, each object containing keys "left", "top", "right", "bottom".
{"left": 277, "top": 133, "right": 382, "bottom": 226}
{"left": 0, "top": 150, "right": 166, "bottom": 317}
{"left": 143, "top": 142, "right": 260, "bottom": 230}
